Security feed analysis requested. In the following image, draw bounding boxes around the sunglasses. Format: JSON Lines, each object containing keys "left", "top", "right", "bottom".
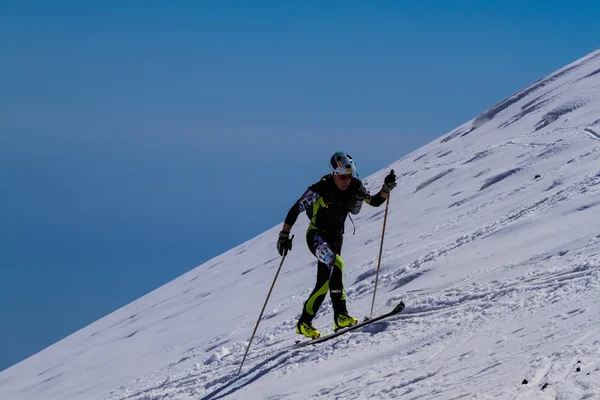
{"left": 336, "top": 174, "right": 353, "bottom": 181}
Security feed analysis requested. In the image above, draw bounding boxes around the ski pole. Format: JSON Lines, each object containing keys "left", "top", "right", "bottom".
{"left": 237, "top": 235, "right": 293, "bottom": 376}
{"left": 369, "top": 187, "right": 391, "bottom": 319}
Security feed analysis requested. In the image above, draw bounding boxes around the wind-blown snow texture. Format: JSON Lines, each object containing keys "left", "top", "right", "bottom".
{"left": 4, "top": 50, "right": 600, "bottom": 400}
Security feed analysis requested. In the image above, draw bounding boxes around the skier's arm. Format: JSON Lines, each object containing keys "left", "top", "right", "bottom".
{"left": 364, "top": 189, "right": 387, "bottom": 207}
{"left": 281, "top": 223, "right": 293, "bottom": 234}
{"left": 281, "top": 189, "right": 320, "bottom": 232}
{"left": 364, "top": 170, "right": 396, "bottom": 207}
{"left": 349, "top": 182, "right": 386, "bottom": 214}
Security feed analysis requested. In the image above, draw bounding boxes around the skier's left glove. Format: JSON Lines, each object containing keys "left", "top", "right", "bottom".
{"left": 277, "top": 231, "right": 294, "bottom": 256}
{"left": 382, "top": 170, "right": 397, "bottom": 193}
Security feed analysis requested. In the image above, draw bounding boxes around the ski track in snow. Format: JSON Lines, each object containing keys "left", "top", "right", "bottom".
{"left": 106, "top": 253, "right": 600, "bottom": 400}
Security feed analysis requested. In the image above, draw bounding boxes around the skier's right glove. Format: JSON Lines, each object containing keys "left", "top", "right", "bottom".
{"left": 277, "top": 231, "right": 293, "bottom": 256}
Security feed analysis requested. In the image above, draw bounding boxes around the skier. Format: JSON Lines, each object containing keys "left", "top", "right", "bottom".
{"left": 277, "top": 151, "right": 397, "bottom": 339}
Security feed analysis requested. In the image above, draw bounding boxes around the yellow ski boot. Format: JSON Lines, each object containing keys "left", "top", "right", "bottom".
{"left": 296, "top": 320, "right": 321, "bottom": 339}
{"left": 334, "top": 313, "right": 358, "bottom": 331}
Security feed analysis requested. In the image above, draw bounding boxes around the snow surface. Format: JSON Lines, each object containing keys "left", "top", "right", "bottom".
{"left": 3, "top": 49, "right": 600, "bottom": 400}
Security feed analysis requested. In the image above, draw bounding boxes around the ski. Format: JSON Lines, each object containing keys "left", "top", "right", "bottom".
{"left": 293, "top": 301, "right": 405, "bottom": 348}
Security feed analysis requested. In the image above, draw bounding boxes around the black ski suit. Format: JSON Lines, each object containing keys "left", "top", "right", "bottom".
{"left": 284, "top": 175, "right": 387, "bottom": 322}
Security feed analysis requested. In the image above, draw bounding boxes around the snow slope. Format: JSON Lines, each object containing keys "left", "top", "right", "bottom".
{"left": 3, "top": 49, "right": 600, "bottom": 400}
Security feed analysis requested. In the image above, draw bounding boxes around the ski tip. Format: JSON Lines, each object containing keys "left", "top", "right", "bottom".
{"left": 393, "top": 301, "right": 405, "bottom": 313}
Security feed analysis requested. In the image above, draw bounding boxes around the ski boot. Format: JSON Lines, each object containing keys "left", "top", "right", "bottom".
{"left": 296, "top": 320, "right": 321, "bottom": 339}
{"left": 334, "top": 313, "right": 358, "bottom": 331}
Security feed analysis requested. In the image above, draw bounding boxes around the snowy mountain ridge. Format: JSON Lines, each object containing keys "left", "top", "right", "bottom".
{"left": 3, "top": 49, "right": 600, "bottom": 399}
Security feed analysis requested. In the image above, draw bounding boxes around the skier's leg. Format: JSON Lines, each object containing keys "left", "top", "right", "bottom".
{"left": 328, "top": 236, "right": 357, "bottom": 329}
{"left": 329, "top": 254, "right": 347, "bottom": 314}
{"left": 327, "top": 235, "right": 348, "bottom": 315}
{"left": 299, "top": 230, "right": 337, "bottom": 322}
{"left": 299, "top": 262, "right": 331, "bottom": 322}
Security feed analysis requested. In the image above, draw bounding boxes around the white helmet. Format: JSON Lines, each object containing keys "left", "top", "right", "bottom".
{"left": 329, "top": 151, "right": 357, "bottom": 176}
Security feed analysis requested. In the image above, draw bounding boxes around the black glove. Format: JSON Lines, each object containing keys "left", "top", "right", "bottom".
{"left": 277, "top": 231, "right": 293, "bottom": 256}
{"left": 382, "top": 170, "right": 397, "bottom": 193}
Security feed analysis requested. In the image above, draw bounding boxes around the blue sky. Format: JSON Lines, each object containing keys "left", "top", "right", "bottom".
{"left": 0, "top": 0, "right": 598, "bottom": 371}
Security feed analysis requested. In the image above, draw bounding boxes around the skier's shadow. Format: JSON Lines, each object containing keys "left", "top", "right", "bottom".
{"left": 199, "top": 350, "right": 291, "bottom": 400}
{"left": 361, "top": 321, "right": 390, "bottom": 334}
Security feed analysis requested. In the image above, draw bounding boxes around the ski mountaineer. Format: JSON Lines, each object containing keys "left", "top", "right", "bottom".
{"left": 276, "top": 151, "right": 397, "bottom": 339}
